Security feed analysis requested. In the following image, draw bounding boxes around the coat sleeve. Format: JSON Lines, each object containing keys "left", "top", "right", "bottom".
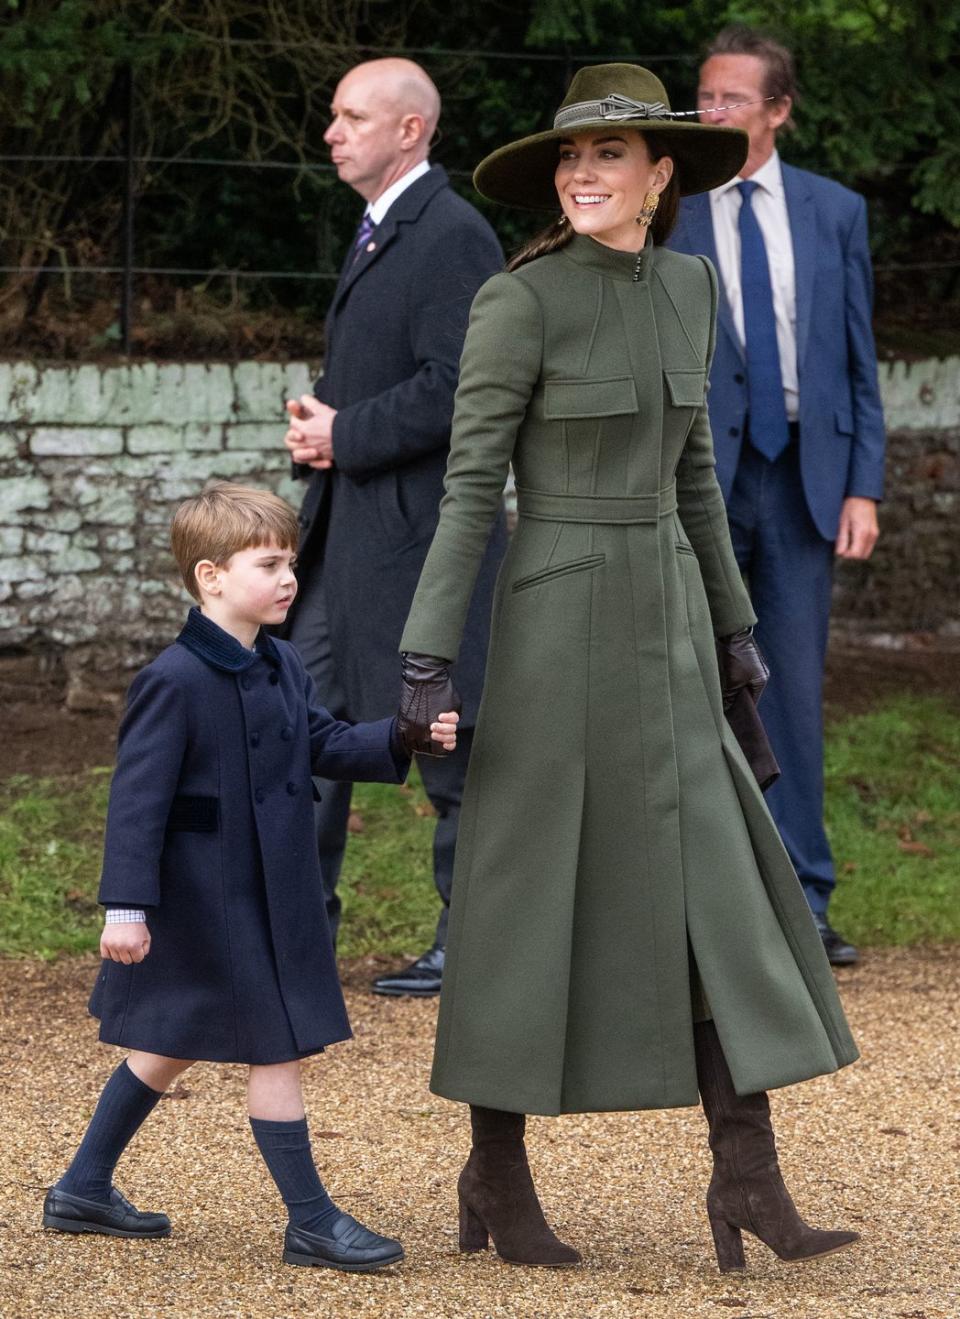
{"left": 675, "top": 257, "right": 758, "bottom": 637}
{"left": 400, "top": 271, "right": 543, "bottom": 661}
{"left": 298, "top": 658, "right": 409, "bottom": 783}
{"left": 330, "top": 222, "right": 503, "bottom": 478}
{"left": 841, "top": 195, "right": 886, "bottom": 500}
{"left": 97, "top": 667, "right": 189, "bottom": 909}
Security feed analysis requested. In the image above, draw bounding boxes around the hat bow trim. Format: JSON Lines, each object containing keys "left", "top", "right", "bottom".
{"left": 554, "top": 92, "right": 671, "bottom": 130}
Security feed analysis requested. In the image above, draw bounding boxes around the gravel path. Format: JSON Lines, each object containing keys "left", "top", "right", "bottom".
{"left": 2, "top": 949, "right": 958, "bottom": 1319}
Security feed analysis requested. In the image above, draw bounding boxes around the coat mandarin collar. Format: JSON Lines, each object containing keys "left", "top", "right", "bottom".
{"left": 176, "top": 606, "right": 281, "bottom": 673}
{"left": 560, "top": 232, "right": 657, "bottom": 283}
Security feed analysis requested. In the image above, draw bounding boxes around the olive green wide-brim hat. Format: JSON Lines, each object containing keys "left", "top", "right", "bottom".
{"left": 474, "top": 63, "right": 748, "bottom": 210}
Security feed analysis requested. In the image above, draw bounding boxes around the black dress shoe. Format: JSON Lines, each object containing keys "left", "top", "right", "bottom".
{"left": 814, "top": 915, "right": 859, "bottom": 966}
{"left": 283, "top": 1212, "right": 404, "bottom": 1272}
{"left": 372, "top": 945, "right": 445, "bottom": 997}
{"left": 42, "top": 1185, "right": 171, "bottom": 1238}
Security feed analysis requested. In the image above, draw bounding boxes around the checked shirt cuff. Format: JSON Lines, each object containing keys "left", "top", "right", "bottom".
{"left": 105, "top": 908, "right": 147, "bottom": 924}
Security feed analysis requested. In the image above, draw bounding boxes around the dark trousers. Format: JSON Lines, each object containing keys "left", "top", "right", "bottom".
{"left": 726, "top": 440, "right": 836, "bottom": 917}
{"left": 288, "top": 568, "right": 470, "bottom": 948}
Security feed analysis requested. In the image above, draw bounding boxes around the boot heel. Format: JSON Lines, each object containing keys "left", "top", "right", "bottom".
{"left": 709, "top": 1213, "right": 746, "bottom": 1272}
{"left": 458, "top": 1197, "right": 489, "bottom": 1252}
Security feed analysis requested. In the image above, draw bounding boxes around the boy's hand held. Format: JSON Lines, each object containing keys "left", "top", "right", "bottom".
{"left": 430, "top": 710, "right": 459, "bottom": 752}
{"left": 100, "top": 921, "right": 151, "bottom": 965}
{"left": 398, "top": 654, "right": 462, "bottom": 757}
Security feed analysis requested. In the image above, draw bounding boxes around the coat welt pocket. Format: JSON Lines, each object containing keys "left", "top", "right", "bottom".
{"left": 664, "top": 369, "right": 707, "bottom": 407}
{"left": 167, "top": 794, "right": 219, "bottom": 833}
{"left": 544, "top": 376, "right": 638, "bottom": 419}
{"left": 675, "top": 543, "right": 697, "bottom": 557}
{"left": 835, "top": 407, "right": 854, "bottom": 435}
{"left": 512, "top": 553, "right": 606, "bottom": 593}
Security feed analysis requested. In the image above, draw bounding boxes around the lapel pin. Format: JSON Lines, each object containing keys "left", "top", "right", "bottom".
{"left": 366, "top": 241, "right": 377, "bottom": 252}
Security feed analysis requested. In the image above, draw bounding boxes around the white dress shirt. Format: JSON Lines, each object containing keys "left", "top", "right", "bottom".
{"left": 708, "top": 150, "right": 799, "bottom": 421}
{"left": 366, "top": 158, "right": 432, "bottom": 225}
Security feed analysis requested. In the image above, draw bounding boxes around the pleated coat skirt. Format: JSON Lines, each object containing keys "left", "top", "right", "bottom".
{"left": 401, "top": 234, "right": 858, "bottom": 1115}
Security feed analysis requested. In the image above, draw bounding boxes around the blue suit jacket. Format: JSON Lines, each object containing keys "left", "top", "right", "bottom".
{"left": 670, "top": 163, "right": 885, "bottom": 540}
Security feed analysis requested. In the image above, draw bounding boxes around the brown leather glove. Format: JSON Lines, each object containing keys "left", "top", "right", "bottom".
{"left": 717, "top": 627, "right": 770, "bottom": 713}
{"left": 398, "top": 653, "right": 462, "bottom": 757}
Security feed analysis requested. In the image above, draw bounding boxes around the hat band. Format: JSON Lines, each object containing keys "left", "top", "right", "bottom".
{"left": 554, "top": 92, "right": 672, "bottom": 131}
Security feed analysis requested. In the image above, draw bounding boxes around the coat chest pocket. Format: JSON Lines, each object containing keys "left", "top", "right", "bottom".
{"left": 167, "top": 794, "right": 219, "bottom": 832}
{"left": 664, "top": 369, "right": 706, "bottom": 408}
{"left": 544, "top": 376, "right": 638, "bottom": 419}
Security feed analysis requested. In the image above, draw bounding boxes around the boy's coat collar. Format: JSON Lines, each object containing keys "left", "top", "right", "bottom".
{"left": 176, "top": 606, "right": 282, "bottom": 673}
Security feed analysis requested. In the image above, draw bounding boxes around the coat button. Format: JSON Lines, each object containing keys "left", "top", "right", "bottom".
{"left": 734, "top": 372, "right": 745, "bottom": 385}
{"left": 280, "top": 726, "right": 293, "bottom": 741}
{"left": 254, "top": 787, "right": 266, "bottom": 804}
{"left": 269, "top": 672, "right": 280, "bottom": 685}
{"left": 286, "top": 782, "right": 298, "bottom": 796}
{"left": 729, "top": 426, "right": 740, "bottom": 438}
{"left": 250, "top": 732, "right": 260, "bottom": 748}
{"left": 241, "top": 676, "right": 251, "bottom": 691}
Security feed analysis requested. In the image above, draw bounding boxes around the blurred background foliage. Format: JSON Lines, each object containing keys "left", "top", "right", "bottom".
{"left": 1, "top": 0, "right": 957, "bottom": 359}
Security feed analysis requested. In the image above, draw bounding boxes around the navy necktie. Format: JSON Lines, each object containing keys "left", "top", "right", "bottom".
{"left": 351, "top": 212, "right": 375, "bottom": 263}
{"left": 737, "top": 180, "right": 790, "bottom": 462}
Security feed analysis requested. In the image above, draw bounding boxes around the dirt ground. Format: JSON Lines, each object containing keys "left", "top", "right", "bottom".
{"left": 4, "top": 643, "right": 960, "bottom": 779}
{"left": 1, "top": 948, "right": 958, "bottom": 1319}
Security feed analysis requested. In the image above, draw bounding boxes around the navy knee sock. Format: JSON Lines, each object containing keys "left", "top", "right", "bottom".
{"left": 58, "top": 1060, "right": 163, "bottom": 1203}
{"left": 250, "top": 1117, "right": 339, "bottom": 1235}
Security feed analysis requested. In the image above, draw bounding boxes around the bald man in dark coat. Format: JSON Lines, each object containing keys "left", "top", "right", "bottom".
{"left": 283, "top": 59, "right": 505, "bottom": 995}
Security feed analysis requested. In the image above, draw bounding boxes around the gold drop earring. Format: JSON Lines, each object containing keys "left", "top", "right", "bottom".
{"left": 635, "top": 190, "right": 660, "bottom": 227}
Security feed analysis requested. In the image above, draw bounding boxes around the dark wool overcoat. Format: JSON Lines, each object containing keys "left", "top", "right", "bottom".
{"left": 89, "top": 609, "right": 407, "bottom": 1064}
{"left": 288, "top": 165, "right": 507, "bottom": 724}
{"left": 401, "top": 235, "right": 859, "bottom": 1115}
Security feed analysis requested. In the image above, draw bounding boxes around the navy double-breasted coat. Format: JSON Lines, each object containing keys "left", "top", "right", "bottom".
{"left": 89, "top": 608, "right": 408, "bottom": 1064}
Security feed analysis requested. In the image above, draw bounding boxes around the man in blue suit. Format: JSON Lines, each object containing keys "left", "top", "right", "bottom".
{"left": 670, "top": 26, "right": 886, "bottom": 965}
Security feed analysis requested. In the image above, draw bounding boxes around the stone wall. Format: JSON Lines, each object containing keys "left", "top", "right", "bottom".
{"left": 0, "top": 361, "right": 313, "bottom": 704}
{"left": 1, "top": 356, "right": 958, "bottom": 705}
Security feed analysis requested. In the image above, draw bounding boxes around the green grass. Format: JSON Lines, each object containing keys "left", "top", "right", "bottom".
{"left": 1, "top": 695, "right": 958, "bottom": 960}
{"left": 0, "top": 769, "right": 439, "bottom": 961}
{"left": 824, "top": 696, "right": 960, "bottom": 946}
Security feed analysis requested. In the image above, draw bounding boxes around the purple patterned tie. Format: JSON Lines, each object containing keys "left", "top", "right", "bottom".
{"left": 351, "top": 212, "right": 375, "bottom": 263}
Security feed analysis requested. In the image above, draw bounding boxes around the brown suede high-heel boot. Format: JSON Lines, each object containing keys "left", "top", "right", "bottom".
{"left": 457, "top": 1105, "right": 581, "bottom": 1267}
{"left": 694, "top": 1021, "right": 859, "bottom": 1272}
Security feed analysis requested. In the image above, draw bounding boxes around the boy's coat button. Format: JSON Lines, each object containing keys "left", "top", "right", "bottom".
{"left": 269, "top": 672, "right": 280, "bottom": 685}
{"left": 241, "top": 676, "right": 252, "bottom": 691}
{"left": 254, "top": 787, "right": 266, "bottom": 804}
{"left": 286, "top": 782, "right": 299, "bottom": 796}
{"left": 280, "top": 726, "right": 293, "bottom": 741}
{"left": 250, "top": 732, "right": 261, "bottom": 748}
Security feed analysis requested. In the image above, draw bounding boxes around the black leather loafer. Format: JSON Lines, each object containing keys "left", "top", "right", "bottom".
{"left": 814, "top": 915, "right": 859, "bottom": 966}
{"left": 372, "top": 945, "right": 445, "bottom": 997}
{"left": 42, "top": 1185, "right": 171, "bottom": 1238}
{"left": 283, "top": 1212, "right": 404, "bottom": 1272}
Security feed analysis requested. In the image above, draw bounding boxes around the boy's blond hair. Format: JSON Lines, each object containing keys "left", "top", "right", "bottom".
{"left": 171, "top": 482, "right": 300, "bottom": 601}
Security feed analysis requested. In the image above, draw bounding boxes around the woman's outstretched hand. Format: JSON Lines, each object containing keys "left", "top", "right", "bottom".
{"left": 398, "top": 653, "right": 462, "bottom": 756}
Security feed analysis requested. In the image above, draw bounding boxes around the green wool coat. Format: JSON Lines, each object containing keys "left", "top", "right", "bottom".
{"left": 400, "top": 233, "right": 858, "bottom": 1116}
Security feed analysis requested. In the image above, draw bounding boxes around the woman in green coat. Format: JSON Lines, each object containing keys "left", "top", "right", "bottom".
{"left": 398, "top": 64, "right": 859, "bottom": 1274}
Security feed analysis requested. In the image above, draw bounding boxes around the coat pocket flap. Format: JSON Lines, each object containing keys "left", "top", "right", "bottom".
{"left": 835, "top": 407, "right": 854, "bottom": 435}
{"left": 664, "top": 369, "right": 707, "bottom": 407}
{"left": 167, "top": 794, "right": 219, "bottom": 833}
{"left": 544, "top": 376, "right": 638, "bottom": 419}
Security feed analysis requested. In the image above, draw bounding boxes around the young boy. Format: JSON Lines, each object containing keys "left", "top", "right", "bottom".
{"left": 42, "top": 482, "right": 458, "bottom": 1273}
